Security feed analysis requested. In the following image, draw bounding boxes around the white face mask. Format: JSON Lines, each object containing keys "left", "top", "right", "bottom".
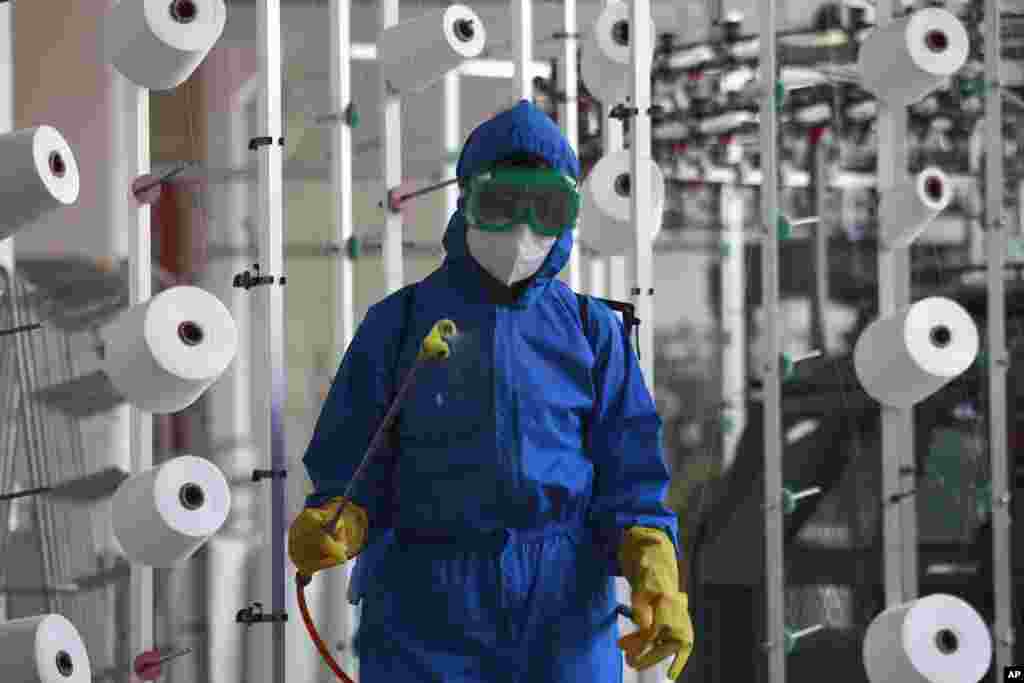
{"left": 466, "top": 223, "right": 557, "bottom": 286}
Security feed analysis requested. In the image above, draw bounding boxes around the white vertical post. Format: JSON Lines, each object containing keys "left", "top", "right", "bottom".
{"left": 758, "top": 1, "right": 785, "bottom": 682}
{"left": 514, "top": 0, "right": 534, "bottom": 101}
{"left": 605, "top": 96, "right": 626, "bottom": 302}
{"left": 202, "top": 100, "right": 254, "bottom": 683}
{"left": 560, "top": 0, "right": 581, "bottom": 291}
{"left": 719, "top": 183, "right": 746, "bottom": 469}
{"left": 629, "top": 9, "right": 657, "bottom": 682}
{"left": 629, "top": 0, "right": 654, "bottom": 386}
{"left": 0, "top": 1, "right": 11, "bottom": 272}
{"left": 444, "top": 70, "right": 461, "bottom": 223}
{"left": 111, "top": 56, "right": 154, "bottom": 677}
{"left": 381, "top": 0, "right": 403, "bottom": 294}
{"left": 603, "top": 66, "right": 633, "bottom": 683}
{"left": 984, "top": 0, "right": 1013, "bottom": 672}
{"left": 256, "top": 0, "right": 287, "bottom": 680}
{"left": 327, "top": 0, "right": 358, "bottom": 671}
{"left": 875, "top": 0, "right": 917, "bottom": 607}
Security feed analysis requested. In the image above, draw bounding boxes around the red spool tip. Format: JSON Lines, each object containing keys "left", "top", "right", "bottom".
{"left": 133, "top": 650, "right": 163, "bottom": 681}
{"left": 808, "top": 127, "right": 828, "bottom": 145}
{"left": 924, "top": 30, "right": 948, "bottom": 53}
{"left": 924, "top": 175, "right": 944, "bottom": 202}
{"left": 687, "top": 70, "right": 703, "bottom": 82}
{"left": 131, "top": 174, "right": 163, "bottom": 205}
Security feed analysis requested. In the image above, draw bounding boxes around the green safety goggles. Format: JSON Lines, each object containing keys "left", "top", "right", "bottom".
{"left": 463, "top": 167, "right": 581, "bottom": 237}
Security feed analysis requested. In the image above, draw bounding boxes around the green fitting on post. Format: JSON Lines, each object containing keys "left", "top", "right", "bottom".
{"left": 975, "top": 480, "right": 993, "bottom": 517}
{"left": 959, "top": 79, "right": 987, "bottom": 98}
{"left": 777, "top": 213, "right": 792, "bottom": 241}
{"left": 781, "top": 486, "right": 821, "bottom": 515}
{"left": 719, "top": 241, "right": 733, "bottom": 259}
{"left": 774, "top": 80, "right": 786, "bottom": 112}
{"left": 344, "top": 103, "right": 360, "bottom": 129}
{"left": 781, "top": 353, "right": 795, "bottom": 380}
{"left": 976, "top": 350, "right": 989, "bottom": 368}
{"left": 720, "top": 414, "right": 736, "bottom": 435}
{"left": 346, "top": 235, "right": 361, "bottom": 260}
{"left": 783, "top": 624, "right": 824, "bottom": 655}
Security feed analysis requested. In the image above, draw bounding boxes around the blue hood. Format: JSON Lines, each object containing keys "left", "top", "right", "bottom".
{"left": 441, "top": 100, "right": 580, "bottom": 306}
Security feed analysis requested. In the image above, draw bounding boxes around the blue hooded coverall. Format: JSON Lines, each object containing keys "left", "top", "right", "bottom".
{"left": 302, "top": 100, "right": 679, "bottom": 682}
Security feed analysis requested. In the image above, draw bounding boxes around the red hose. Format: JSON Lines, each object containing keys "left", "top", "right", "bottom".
{"left": 296, "top": 573, "right": 357, "bottom": 683}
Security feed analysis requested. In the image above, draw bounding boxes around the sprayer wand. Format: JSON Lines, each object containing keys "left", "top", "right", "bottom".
{"left": 295, "top": 319, "right": 458, "bottom": 682}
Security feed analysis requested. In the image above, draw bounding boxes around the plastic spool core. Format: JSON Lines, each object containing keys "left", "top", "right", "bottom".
{"left": 179, "top": 483, "right": 205, "bottom": 511}
{"left": 930, "top": 325, "right": 953, "bottom": 348}
{"left": 924, "top": 30, "right": 948, "bottom": 53}
{"left": 55, "top": 651, "right": 74, "bottom": 677}
{"left": 169, "top": 0, "right": 198, "bottom": 24}
{"left": 924, "top": 176, "right": 943, "bottom": 202}
{"left": 48, "top": 152, "right": 66, "bottom": 178}
{"left": 611, "top": 20, "right": 630, "bottom": 47}
{"left": 177, "top": 321, "right": 204, "bottom": 346}
{"left": 453, "top": 19, "right": 475, "bottom": 43}
{"left": 614, "top": 173, "right": 631, "bottom": 198}
{"left": 935, "top": 628, "right": 959, "bottom": 654}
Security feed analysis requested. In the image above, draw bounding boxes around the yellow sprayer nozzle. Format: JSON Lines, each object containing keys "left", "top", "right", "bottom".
{"left": 418, "top": 319, "right": 458, "bottom": 361}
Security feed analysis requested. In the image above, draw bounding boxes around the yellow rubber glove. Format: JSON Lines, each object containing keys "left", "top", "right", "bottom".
{"left": 287, "top": 497, "right": 369, "bottom": 578}
{"left": 617, "top": 527, "right": 695, "bottom": 680}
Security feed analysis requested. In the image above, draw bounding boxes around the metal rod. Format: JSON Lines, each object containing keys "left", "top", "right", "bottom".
{"left": 327, "top": 0, "right": 358, "bottom": 671}
{"left": 875, "top": 0, "right": 917, "bottom": 608}
{"left": 381, "top": 0, "right": 403, "bottom": 295}
{"left": 984, "top": 0, "right": 1013, "bottom": 673}
{"left": 0, "top": 322, "right": 42, "bottom": 337}
{"left": 394, "top": 177, "right": 459, "bottom": 205}
{"left": 560, "top": 0, "right": 580, "bottom": 292}
{"left": 631, "top": 0, "right": 655, "bottom": 383}
{"left": 256, "top": 0, "right": 287, "bottom": 680}
{"left": 127, "top": 66, "right": 155, "bottom": 680}
{"left": 0, "top": 485, "right": 52, "bottom": 501}
{"left": 133, "top": 161, "right": 197, "bottom": 195}
{"left": 155, "top": 647, "right": 193, "bottom": 667}
{"left": 758, "top": 3, "right": 786, "bottom": 683}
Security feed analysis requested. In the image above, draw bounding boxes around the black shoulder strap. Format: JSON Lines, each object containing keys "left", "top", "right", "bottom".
{"left": 577, "top": 292, "right": 589, "bottom": 339}
{"left": 575, "top": 292, "right": 642, "bottom": 360}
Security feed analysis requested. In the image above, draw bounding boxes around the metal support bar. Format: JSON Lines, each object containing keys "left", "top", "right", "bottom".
{"left": 630, "top": 0, "right": 654, "bottom": 385}
{"left": 514, "top": 0, "right": 533, "bottom": 101}
{"left": 348, "top": 42, "right": 551, "bottom": 80}
{"left": 443, "top": 71, "right": 461, "bottom": 224}
{"left": 758, "top": 2, "right": 786, "bottom": 683}
{"left": 126, "top": 78, "right": 154, "bottom": 683}
{"left": 557, "top": 0, "right": 580, "bottom": 292}
{"left": 720, "top": 182, "right": 746, "bottom": 470}
{"left": 984, "top": 0, "right": 1014, "bottom": 672}
{"left": 381, "top": 0, "right": 403, "bottom": 294}
{"left": 327, "top": 0, "right": 358, "bottom": 670}
{"left": 255, "top": 0, "right": 287, "bottom": 680}
{"left": 875, "top": 0, "right": 918, "bottom": 608}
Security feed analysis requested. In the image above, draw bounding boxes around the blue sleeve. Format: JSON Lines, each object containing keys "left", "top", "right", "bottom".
{"left": 584, "top": 299, "right": 680, "bottom": 576}
{"left": 301, "top": 289, "right": 409, "bottom": 546}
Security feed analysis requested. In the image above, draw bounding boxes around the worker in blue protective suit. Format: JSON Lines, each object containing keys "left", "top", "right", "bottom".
{"left": 288, "top": 100, "right": 694, "bottom": 682}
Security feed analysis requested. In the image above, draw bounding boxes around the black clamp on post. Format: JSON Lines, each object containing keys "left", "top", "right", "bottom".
{"left": 236, "top": 602, "right": 287, "bottom": 627}
{"left": 233, "top": 263, "right": 286, "bottom": 290}
{"left": 251, "top": 469, "right": 288, "bottom": 483}
{"left": 550, "top": 31, "right": 581, "bottom": 40}
{"left": 608, "top": 104, "right": 665, "bottom": 121}
{"left": 248, "top": 136, "right": 285, "bottom": 151}
{"left": 594, "top": 296, "right": 643, "bottom": 359}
